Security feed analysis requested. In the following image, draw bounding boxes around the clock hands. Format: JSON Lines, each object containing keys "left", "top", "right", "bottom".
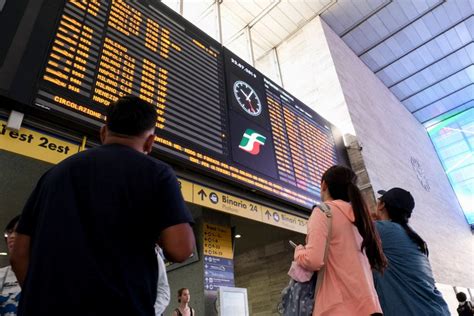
{"left": 245, "top": 90, "right": 255, "bottom": 101}
{"left": 240, "top": 89, "right": 250, "bottom": 100}
{"left": 239, "top": 88, "right": 256, "bottom": 112}
{"left": 246, "top": 99, "right": 256, "bottom": 113}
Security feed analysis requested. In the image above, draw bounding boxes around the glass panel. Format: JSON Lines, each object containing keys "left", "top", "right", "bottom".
{"left": 428, "top": 108, "right": 474, "bottom": 224}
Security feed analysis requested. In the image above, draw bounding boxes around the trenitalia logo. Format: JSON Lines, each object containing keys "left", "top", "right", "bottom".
{"left": 238, "top": 129, "right": 266, "bottom": 155}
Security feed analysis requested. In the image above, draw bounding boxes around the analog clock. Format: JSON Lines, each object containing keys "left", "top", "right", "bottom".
{"left": 233, "top": 80, "right": 262, "bottom": 116}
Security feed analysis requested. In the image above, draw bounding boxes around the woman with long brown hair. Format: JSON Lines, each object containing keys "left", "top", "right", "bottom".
{"left": 294, "top": 165, "right": 387, "bottom": 316}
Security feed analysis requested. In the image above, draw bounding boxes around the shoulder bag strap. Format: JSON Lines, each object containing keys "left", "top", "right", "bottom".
{"left": 314, "top": 203, "right": 333, "bottom": 295}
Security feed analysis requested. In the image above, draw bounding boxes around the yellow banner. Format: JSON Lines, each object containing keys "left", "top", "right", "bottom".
{"left": 260, "top": 205, "right": 308, "bottom": 233}
{"left": 203, "top": 223, "right": 233, "bottom": 259}
{"left": 178, "top": 178, "right": 193, "bottom": 202}
{"left": 193, "top": 184, "right": 262, "bottom": 222}
{"left": 0, "top": 120, "right": 80, "bottom": 164}
{"left": 178, "top": 177, "right": 307, "bottom": 234}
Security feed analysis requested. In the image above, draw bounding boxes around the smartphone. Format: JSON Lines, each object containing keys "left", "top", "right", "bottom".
{"left": 289, "top": 240, "right": 297, "bottom": 248}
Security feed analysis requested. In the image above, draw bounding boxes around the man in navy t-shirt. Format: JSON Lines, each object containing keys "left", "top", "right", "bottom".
{"left": 11, "top": 96, "right": 195, "bottom": 316}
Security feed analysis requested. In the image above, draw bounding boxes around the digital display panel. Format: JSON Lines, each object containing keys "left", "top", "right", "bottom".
{"left": 224, "top": 52, "right": 341, "bottom": 203}
{"left": 1, "top": 0, "right": 348, "bottom": 210}
{"left": 35, "top": 0, "right": 227, "bottom": 157}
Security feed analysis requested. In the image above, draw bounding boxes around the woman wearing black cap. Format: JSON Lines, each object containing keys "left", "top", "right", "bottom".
{"left": 373, "top": 188, "right": 450, "bottom": 316}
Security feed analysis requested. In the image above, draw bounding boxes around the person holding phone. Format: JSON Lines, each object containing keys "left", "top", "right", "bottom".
{"left": 294, "top": 165, "right": 386, "bottom": 316}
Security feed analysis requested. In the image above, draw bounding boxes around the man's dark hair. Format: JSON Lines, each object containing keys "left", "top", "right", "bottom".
{"left": 106, "top": 95, "right": 157, "bottom": 136}
{"left": 456, "top": 292, "right": 467, "bottom": 302}
{"left": 4, "top": 215, "right": 20, "bottom": 233}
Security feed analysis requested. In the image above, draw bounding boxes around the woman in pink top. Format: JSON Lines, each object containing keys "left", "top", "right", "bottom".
{"left": 294, "top": 166, "right": 387, "bottom": 316}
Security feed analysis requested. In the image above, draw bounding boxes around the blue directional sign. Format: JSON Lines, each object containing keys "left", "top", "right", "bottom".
{"left": 204, "top": 255, "right": 235, "bottom": 291}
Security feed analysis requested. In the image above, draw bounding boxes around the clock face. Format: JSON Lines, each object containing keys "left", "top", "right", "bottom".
{"left": 233, "top": 80, "right": 262, "bottom": 116}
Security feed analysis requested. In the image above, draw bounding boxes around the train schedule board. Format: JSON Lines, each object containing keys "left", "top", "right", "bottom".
{"left": 34, "top": 0, "right": 228, "bottom": 160}
{"left": 0, "top": 0, "right": 348, "bottom": 210}
{"left": 224, "top": 50, "right": 346, "bottom": 206}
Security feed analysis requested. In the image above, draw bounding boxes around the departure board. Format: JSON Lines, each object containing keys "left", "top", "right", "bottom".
{"left": 223, "top": 51, "right": 342, "bottom": 206}
{"left": 35, "top": 0, "right": 227, "bottom": 156}
{"left": 0, "top": 0, "right": 348, "bottom": 210}
{"left": 265, "top": 78, "right": 338, "bottom": 197}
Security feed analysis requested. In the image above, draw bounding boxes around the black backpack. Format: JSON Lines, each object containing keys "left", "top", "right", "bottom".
{"left": 457, "top": 301, "right": 474, "bottom": 316}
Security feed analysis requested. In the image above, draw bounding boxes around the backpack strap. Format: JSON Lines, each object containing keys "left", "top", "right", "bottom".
{"left": 314, "top": 203, "right": 333, "bottom": 295}
{"left": 468, "top": 301, "right": 474, "bottom": 312}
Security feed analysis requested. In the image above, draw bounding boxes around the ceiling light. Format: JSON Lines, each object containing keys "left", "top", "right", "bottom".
{"left": 234, "top": 234, "right": 241, "bottom": 239}
{"left": 0, "top": 252, "right": 7, "bottom": 256}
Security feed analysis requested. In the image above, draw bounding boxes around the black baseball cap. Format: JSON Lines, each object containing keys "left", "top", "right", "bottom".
{"left": 377, "top": 188, "right": 415, "bottom": 212}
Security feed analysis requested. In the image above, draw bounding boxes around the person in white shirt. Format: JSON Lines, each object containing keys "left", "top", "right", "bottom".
{"left": 154, "top": 246, "right": 170, "bottom": 316}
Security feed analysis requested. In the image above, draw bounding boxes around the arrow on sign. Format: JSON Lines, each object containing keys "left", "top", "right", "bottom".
{"left": 198, "top": 189, "right": 207, "bottom": 200}
{"left": 265, "top": 210, "right": 271, "bottom": 219}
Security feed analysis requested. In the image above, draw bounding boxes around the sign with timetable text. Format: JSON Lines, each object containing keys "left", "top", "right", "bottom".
{"left": 203, "top": 223, "right": 235, "bottom": 291}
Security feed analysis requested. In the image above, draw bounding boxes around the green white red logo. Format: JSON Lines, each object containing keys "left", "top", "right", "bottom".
{"left": 239, "top": 129, "right": 266, "bottom": 155}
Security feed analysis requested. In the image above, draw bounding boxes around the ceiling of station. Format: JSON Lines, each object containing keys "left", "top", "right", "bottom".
{"left": 162, "top": 0, "right": 473, "bottom": 126}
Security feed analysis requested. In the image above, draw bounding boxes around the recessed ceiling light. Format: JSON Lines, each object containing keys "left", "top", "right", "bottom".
{"left": 0, "top": 252, "right": 7, "bottom": 256}
{"left": 235, "top": 234, "right": 241, "bottom": 238}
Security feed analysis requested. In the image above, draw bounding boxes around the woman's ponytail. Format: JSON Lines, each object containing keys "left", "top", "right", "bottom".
{"left": 322, "top": 166, "right": 387, "bottom": 272}
{"left": 386, "top": 206, "right": 429, "bottom": 256}
{"left": 347, "top": 182, "right": 388, "bottom": 272}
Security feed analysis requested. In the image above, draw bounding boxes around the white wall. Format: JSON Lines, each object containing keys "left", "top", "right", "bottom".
{"left": 268, "top": 16, "right": 473, "bottom": 287}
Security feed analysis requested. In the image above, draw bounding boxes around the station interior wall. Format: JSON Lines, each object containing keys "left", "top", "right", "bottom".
{"left": 234, "top": 232, "right": 303, "bottom": 316}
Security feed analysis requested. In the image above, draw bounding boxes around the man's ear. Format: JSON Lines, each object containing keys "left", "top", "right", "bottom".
{"left": 143, "top": 133, "right": 154, "bottom": 154}
{"left": 100, "top": 126, "right": 107, "bottom": 144}
{"left": 376, "top": 200, "right": 385, "bottom": 212}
